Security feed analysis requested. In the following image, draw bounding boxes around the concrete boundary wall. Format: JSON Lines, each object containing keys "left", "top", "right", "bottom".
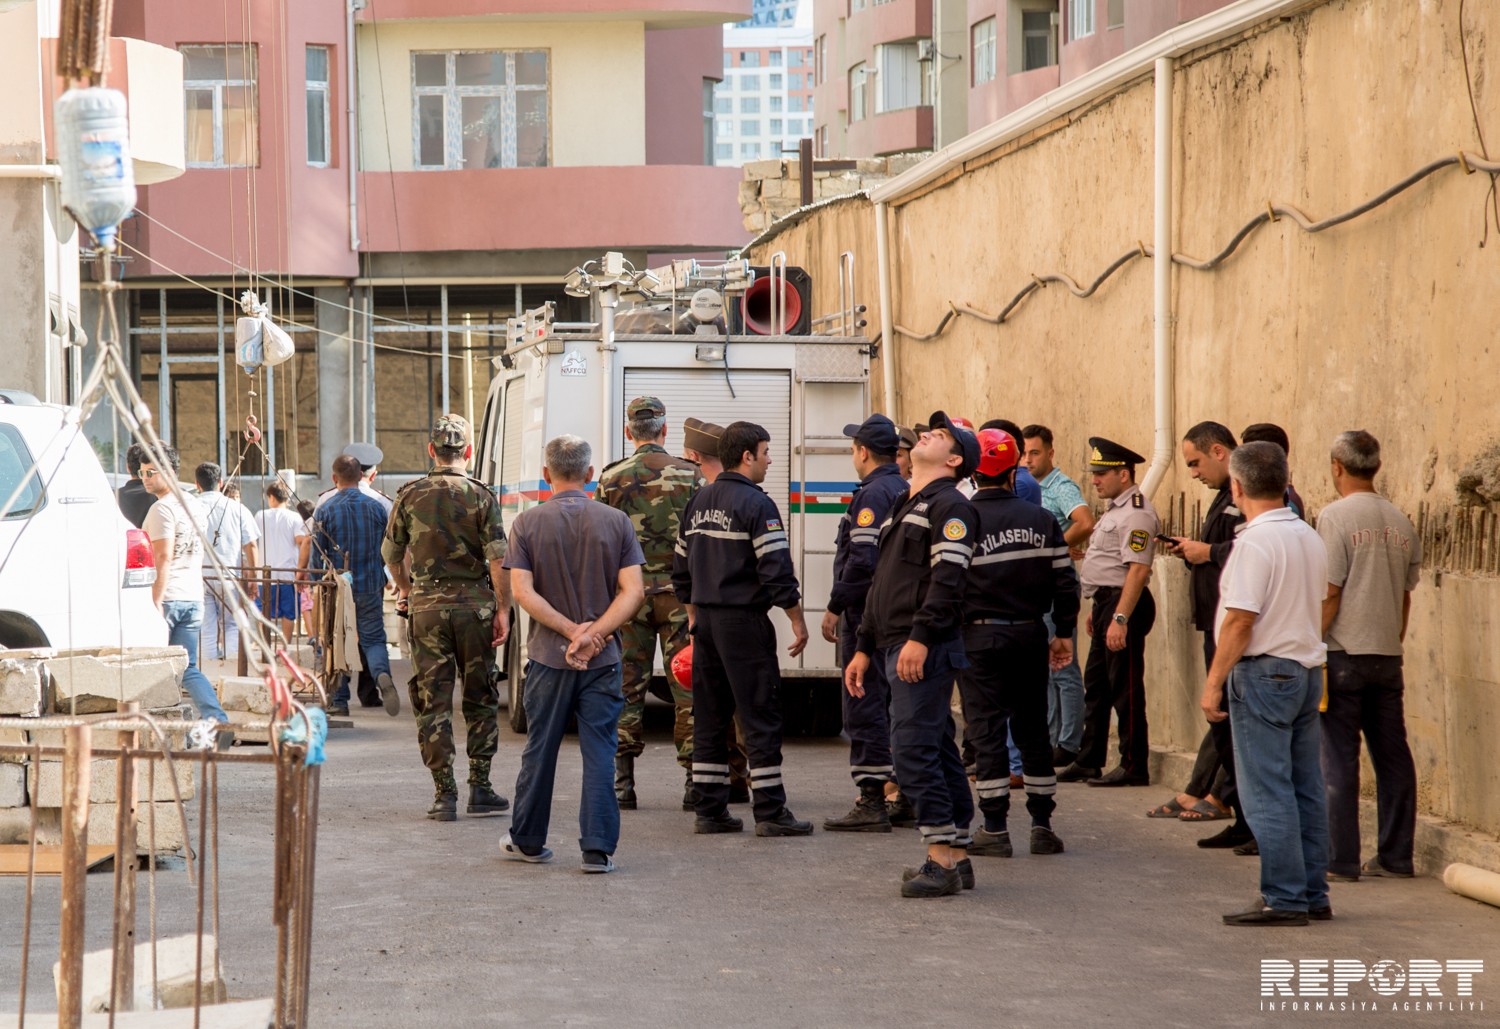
{"left": 748, "top": 0, "right": 1500, "bottom": 857}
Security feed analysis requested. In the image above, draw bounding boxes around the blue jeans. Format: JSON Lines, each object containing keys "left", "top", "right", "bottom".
{"left": 1227, "top": 655, "right": 1328, "bottom": 912}
{"left": 1044, "top": 611, "right": 1084, "bottom": 753}
{"left": 333, "top": 591, "right": 392, "bottom": 705}
{"left": 162, "top": 601, "right": 228, "bottom": 723}
{"left": 511, "top": 661, "right": 625, "bottom": 855}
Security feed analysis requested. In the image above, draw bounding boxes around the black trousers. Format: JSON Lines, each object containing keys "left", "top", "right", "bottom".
{"left": 1322, "top": 652, "right": 1417, "bottom": 876}
{"left": 959, "top": 622, "right": 1057, "bottom": 830}
{"left": 690, "top": 606, "right": 788, "bottom": 822}
{"left": 1078, "top": 586, "right": 1156, "bottom": 776}
{"left": 840, "top": 616, "right": 893, "bottom": 785}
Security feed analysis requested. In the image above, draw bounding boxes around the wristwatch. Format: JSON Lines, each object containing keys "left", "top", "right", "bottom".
{"left": 1112, "top": 612, "right": 1128, "bottom": 626}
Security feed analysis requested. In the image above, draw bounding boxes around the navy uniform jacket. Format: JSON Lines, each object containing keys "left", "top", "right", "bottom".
{"left": 964, "top": 487, "right": 1080, "bottom": 637}
{"left": 672, "top": 471, "right": 801, "bottom": 611}
{"left": 828, "top": 462, "right": 909, "bottom": 623}
{"left": 856, "top": 476, "right": 978, "bottom": 653}
{"left": 1186, "top": 484, "right": 1244, "bottom": 631}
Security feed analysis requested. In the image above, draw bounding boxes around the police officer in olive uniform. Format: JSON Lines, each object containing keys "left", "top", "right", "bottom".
{"left": 673, "top": 420, "right": 813, "bottom": 837}
{"left": 383, "top": 414, "right": 513, "bottom": 820}
{"left": 595, "top": 396, "right": 705, "bottom": 810}
{"left": 822, "top": 414, "right": 910, "bottom": 832}
{"left": 1058, "top": 437, "right": 1161, "bottom": 787}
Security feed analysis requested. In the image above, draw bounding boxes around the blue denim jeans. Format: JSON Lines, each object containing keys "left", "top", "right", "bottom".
{"left": 1227, "top": 655, "right": 1328, "bottom": 912}
{"left": 1044, "top": 611, "right": 1084, "bottom": 753}
{"left": 510, "top": 661, "right": 625, "bottom": 855}
{"left": 333, "top": 591, "right": 392, "bottom": 705}
{"left": 162, "top": 600, "right": 228, "bottom": 723}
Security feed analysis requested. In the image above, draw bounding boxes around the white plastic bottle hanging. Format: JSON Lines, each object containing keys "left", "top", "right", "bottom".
{"left": 54, "top": 87, "right": 137, "bottom": 252}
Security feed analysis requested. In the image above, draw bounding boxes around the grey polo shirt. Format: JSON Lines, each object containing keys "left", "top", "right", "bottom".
{"left": 503, "top": 489, "right": 645, "bottom": 670}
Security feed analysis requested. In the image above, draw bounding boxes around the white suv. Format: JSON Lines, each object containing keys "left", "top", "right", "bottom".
{"left": 0, "top": 391, "right": 166, "bottom": 650}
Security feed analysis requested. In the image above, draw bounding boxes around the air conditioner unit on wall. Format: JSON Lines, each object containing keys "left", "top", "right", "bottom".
{"left": 917, "top": 39, "right": 935, "bottom": 62}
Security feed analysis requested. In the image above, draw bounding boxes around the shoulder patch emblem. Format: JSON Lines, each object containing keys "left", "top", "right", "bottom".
{"left": 1129, "top": 528, "right": 1150, "bottom": 552}
{"left": 943, "top": 518, "right": 968, "bottom": 541}
{"left": 766, "top": 518, "right": 783, "bottom": 532}
{"left": 1132, "top": 493, "right": 1144, "bottom": 509}
{"left": 855, "top": 508, "right": 875, "bottom": 527}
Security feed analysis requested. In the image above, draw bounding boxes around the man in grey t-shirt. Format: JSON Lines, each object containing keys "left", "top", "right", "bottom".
{"left": 501, "top": 435, "right": 645, "bottom": 872}
{"left": 1318, "top": 430, "right": 1421, "bottom": 880}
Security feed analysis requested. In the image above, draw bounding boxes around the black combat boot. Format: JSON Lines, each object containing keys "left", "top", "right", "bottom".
{"left": 682, "top": 770, "right": 698, "bottom": 811}
{"left": 886, "top": 792, "right": 917, "bottom": 828}
{"left": 694, "top": 810, "right": 744, "bottom": 834}
{"left": 903, "top": 857, "right": 975, "bottom": 890}
{"left": 468, "top": 784, "right": 510, "bottom": 815}
{"left": 616, "top": 755, "right": 637, "bottom": 810}
{"left": 823, "top": 782, "right": 893, "bottom": 833}
{"left": 427, "top": 793, "right": 457, "bottom": 822}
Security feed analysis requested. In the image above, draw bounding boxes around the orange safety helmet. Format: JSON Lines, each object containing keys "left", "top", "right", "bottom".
{"left": 671, "top": 643, "right": 694, "bottom": 691}
{"left": 976, "top": 428, "right": 1020, "bottom": 477}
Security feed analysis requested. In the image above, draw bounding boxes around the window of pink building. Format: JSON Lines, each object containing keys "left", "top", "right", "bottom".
{"left": 411, "top": 50, "right": 550, "bottom": 170}
{"left": 181, "top": 44, "right": 259, "bottom": 168}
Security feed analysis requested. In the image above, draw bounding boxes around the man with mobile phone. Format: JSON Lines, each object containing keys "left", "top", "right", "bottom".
{"left": 1161, "top": 422, "right": 1255, "bottom": 853}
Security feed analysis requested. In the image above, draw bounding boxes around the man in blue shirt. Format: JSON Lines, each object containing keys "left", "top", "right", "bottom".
{"left": 312, "top": 454, "right": 398, "bottom": 717}
{"left": 1022, "top": 425, "right": 1096, "bottom": 766}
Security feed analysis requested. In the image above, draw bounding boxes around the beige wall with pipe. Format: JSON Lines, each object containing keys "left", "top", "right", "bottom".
{"left": 749, "top": 0, "right": 1500, "bottom": 852}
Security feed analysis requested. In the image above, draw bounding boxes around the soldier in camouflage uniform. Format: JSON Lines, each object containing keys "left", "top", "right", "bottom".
{"left": 595, "top": 397, "right": 704, "bottom": 809}
{"left": 383, "top": 414, "right": 513, "bottom": 821}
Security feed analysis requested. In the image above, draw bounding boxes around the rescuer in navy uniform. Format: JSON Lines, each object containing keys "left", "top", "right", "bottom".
{"left": 822, "top": 414, "right": 912, "bottom": 833}
{"left": 846, "top": 412, "right": 981, "bottom": 898}
{"left": 672, "top": 420, "right": 813, "bottom": 838}
{"left": 959, "top": 428, "right": 1080, "bottom": 859}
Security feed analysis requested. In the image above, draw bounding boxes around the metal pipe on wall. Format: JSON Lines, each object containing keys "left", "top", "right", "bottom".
{"left": 874, "top": 201, "right": 896, "bottom": 418}
{"left": 1140, "top": 57, "right": 1175, "bottom": 501}
{"left": 346, "top": 0, "right": 363, "bottom": 252}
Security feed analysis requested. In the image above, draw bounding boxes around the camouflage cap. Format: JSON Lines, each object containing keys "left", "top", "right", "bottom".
{"left": 628, "top": 395, "right": 666, "bottom": 418}
{"left": 431, "top": 413, "right": 472, "bottom": 449}
{"left": 682, "top": 416, "right": 724, "bottom": 456}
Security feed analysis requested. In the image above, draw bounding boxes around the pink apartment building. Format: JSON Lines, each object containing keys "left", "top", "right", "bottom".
{"left": 814, "top": 0, "right": 1234, "bottom": 158}
{"left": 106, "top": 0, "right": 751, "bottom": 478}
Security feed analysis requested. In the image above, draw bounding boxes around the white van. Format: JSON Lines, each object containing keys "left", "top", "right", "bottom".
{"left": 0, "top": 391, "right": 166, "bottom": 651}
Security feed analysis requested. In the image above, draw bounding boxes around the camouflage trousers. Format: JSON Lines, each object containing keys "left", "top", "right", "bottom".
{"left": 617, "top": 594, "right": 749, "bottom": 785}
{"left": 408, "top": 606, "right": 499, "bottom": 794}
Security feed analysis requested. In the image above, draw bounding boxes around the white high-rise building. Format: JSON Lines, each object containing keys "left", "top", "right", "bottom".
{"left": 714, "top": 1, "right": 814, "bottom": 167}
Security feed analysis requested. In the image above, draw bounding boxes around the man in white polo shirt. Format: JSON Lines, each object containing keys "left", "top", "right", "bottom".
{"left": 1200, "top": 441, "right": 1330, "bottom": 927}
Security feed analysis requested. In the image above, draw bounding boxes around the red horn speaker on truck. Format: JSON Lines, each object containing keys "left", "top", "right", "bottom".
{"left": 735, "top": 266, "right": 813, "bottom": 335}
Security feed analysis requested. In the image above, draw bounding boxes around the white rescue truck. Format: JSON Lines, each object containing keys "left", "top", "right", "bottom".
{"left": 474, "top": 253, "right": 873, "bottom": 736}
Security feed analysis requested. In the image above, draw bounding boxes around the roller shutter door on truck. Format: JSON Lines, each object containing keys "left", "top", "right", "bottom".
{"left": 621, "top": 368, "right": 792, "bottom": 519}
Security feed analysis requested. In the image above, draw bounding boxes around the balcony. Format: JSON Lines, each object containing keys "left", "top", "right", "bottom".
{"left": 845, "top": 105, "right": 932, "bottom": 159}
{"left": 360, "top": 1, "right": 751, "bottom": 29}
{"left": 358, "top": 165, "right": 749, "bottom": 254}
{"left": 43, "top": 37, "right": 185, "bottom": 186}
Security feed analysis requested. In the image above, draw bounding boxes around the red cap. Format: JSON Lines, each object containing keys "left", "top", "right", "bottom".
{"left": 951, "top": 416, "right": 976, "bottom": 430}
{"left": 976, "top": 428, "right": 1019, "bottom": 477}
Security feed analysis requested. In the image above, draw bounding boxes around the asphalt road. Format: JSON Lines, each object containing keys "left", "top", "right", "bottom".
{"left": 4, "top": 658, "right": 1498, "bottom": 1027}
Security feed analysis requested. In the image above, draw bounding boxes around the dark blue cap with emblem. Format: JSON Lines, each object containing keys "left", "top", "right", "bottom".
{"left": 842, "top": 414, "right": 900, "bottom": 456}
{"left": 927, "top": 410, "right": 981, "bottom": 479}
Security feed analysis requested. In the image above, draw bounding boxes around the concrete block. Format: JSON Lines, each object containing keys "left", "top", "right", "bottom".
{"left": 71, "top": 999, "right": 277, "bottom": 1027}
{"left": 0, "top": 652, "right": 49, "bottom": 715}
{"left": 0, "top": 763, "right": 24, "bottom": 807}
{"left": 218, "top": 675, "right": 273, "bottom": 715}
{"left": 32, "top": 756, "right": 195, "bottom": 807}
{"left": 84, "top": 800, "right": 190, "bottom": 853}
{"left": 742, "top": 158, "right": 785, "bottom": 179}
{"left": 0, "top": 804, "right": 61, "bottom": 844}
{"left": 0, "top": 726, "right": 28, "bottom": 762}
{"left": 48, "top": 647, "right": 187, "bottom": 715}
{"left": 738, "top": 179, "right": 761, "bottom": 204}
{"left": 856, "top": 157, "right": 890, "bottom": 175}
{"left": 59, "top": 933, "right": 227, "bottom": 1014}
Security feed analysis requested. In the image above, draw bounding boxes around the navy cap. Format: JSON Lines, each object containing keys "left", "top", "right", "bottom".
{"left": 927, "top": 410, "right": 980, "bottom": 479}
{"left": 342, "top": 442, "right": 383, "bottom": 469}
{"left": 842, "top": 414, "right": 900, "bottom": 455}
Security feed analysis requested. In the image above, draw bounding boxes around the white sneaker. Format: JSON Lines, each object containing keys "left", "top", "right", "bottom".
{"left": 499, "top": 833, "right": 552, "bottom": 863}
{"left": 581, "top": 851, "right": 616, "bottom": 874}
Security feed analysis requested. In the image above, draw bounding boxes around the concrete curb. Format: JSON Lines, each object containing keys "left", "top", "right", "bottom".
{"left": 1149, "top": 746, "right": 1500, "bottom": 880}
